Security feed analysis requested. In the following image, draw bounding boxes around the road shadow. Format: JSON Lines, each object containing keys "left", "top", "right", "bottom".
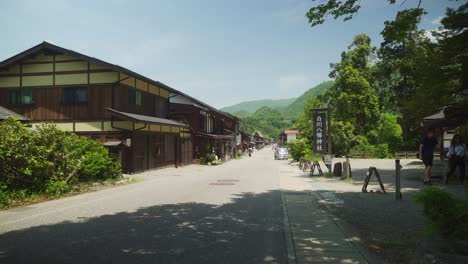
{"left": 0, "top": 191, "right": 287, "bottom": 264}
{"left": 288, "top": 161, "right": 468, "bottom": 263}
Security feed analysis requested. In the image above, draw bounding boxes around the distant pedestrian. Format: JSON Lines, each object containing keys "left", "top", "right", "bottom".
{"left": 419, "top": 129, "right": 438, "bottom": 185}
{"left": 248, "top": 147, "right": 252, "bottom": 157}
{"left": 445, "top": 134, "right": 466, "bottom": 185}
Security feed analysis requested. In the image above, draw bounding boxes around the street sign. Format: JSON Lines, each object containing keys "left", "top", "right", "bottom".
{"left": 313, "top": 113, "right": 326, "bottom": 153}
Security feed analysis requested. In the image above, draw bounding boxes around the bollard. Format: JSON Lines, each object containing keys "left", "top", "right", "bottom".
{"left": 395, "top": 159, "right": 402, "bottom": 200}
{"left": 343, "top": 156, "right": 350, "bottom": 179}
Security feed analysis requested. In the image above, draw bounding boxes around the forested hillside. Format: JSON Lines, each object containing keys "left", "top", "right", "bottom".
{"left": 232, "top": 82, "right": 333, "bottom": 138}
{"left": 239, "top": 107, "right": 290, "bottom": 139}
{"left": 283, "top": 81, "right": 333, "bottom": 117}
{"left": 221, "top": 98, "right": 296, "bottom": 114}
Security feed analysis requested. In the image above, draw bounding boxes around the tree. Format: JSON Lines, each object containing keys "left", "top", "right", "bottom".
{"left": 378, "top": 6, "right": 464, "bottom": 145}
{"left": 324, "top": 34, "right": 382, "bottom": 141}
{"left": 239, "top": 106, "right": 290, "bottom": 139}
{"left": 436, "top": 3, "right": 468, "bottom": 92}
{"left": 305, "top": 0, "right": 458, "bottom": 27}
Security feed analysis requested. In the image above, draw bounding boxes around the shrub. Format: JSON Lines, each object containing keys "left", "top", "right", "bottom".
{"left": 45, "top": 179, "right": 73, "bottom": 197}
{"left": 287, "top": 139, "right": 308, "bottom": 161}
{"left": 303, "top": 152, "right": 320, "bottom": 162}
{"left": 0, "top": 117, "right": 121, "bottom": 197}
{"left": 211, "top": 160, "right": 222, "bottom": 166}
{"left": 236, "top": 150, "right": 243, "bottom": 158}
{"left": 205, "top": 153, "right": 216, "bottom": 163}
{"left": 413, "top": 187, "right": 468, "bottom": 240}
{"left": 351, "top": 143, "right": 392, "bottom": 158}
{"left": 75, "top": 137, "right": 121, "bottom": 180}
{"left": 0, "top": 184, "right": 9, "bottom": 207}
{"left": 198, "top": 157, "right": 207, "bottom": 165}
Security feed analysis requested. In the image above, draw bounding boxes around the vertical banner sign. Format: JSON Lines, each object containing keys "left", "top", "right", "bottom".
{"left": 313, "top": 113, "right": 326, "bottom": 153}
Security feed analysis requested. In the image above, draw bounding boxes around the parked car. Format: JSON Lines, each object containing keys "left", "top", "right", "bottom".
{"left": 274, "top": 148, "right": 289, "bottom": 160}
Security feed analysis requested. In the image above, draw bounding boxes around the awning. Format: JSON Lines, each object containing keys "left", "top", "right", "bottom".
{"left": 103, "top": 141, "right": 126, "bottom": 147}
{"left": 107, "top": 108, "right": 188, "bottom": 128}
{"left": 195, "top": 132, "right": 234, "bottom": 140}
{"left": 0, "top": 106, "right": 28, "bottom": 121}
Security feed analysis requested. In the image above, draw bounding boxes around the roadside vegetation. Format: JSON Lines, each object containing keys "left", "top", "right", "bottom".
{"left": 292, "top": 2, "right": 467, "bottom": 159}
{"left": 198, "top": 153, "right": 223, "bottom": 166}
{"left": 0, "top": 117, "right": 122, "bottom": 208}
{"left": 414, "top": 187, "right": 468, "bottom": 241}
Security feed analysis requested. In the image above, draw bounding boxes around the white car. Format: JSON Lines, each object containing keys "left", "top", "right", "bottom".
{"left": 274, "top": 148, "right": 289, "bottom": 160}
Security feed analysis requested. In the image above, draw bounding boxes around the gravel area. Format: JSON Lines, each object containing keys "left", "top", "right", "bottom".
{"left": 288, "top": 158, "right": 468, "bottom": 264}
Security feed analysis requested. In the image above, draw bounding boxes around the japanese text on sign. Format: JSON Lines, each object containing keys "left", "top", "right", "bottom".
{"left": 313, "top": 113, "right": 326, "bottom": 153}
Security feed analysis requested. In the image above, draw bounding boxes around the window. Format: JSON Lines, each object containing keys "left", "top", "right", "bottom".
{"left": 63, "top": 87, "right": 87, "bottom": 104}
{"left": 128, "top": 89, "right": 142, "bottom": 106}
{"left": 154, "top": 96, "right": 168, "bottom": 117}
{"left": 9, "top": 88, "right": 33, "bottom": 105}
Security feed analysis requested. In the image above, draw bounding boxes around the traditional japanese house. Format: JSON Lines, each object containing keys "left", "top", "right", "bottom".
{"left": 0, "top": 42, "right": 197, "bottom": 173}
{"left": 253, "top": 132, "right": 266, "bottom": 149}
{"left": 169, "top": 94, "right": 239, "bottom": 163}
{"left": 237, "top": 130, "right": 252, "bottom": 153}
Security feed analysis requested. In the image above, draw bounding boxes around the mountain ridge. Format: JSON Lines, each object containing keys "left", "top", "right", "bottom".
{"left": 221, "top": 98, "right": 296, "bottom": 114}
{"left": 223, "top": 80, "right": 334, "bottom": 118}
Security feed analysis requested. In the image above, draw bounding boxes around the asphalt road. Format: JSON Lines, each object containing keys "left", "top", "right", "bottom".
{"left": 0, "top": 148, "right": 288, "bottom": 264}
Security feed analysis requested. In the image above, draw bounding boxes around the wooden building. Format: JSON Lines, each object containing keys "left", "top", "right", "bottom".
{"left": 253, "top": 132, "right": 266, "bottom": 149}
{"left": 237, "top": 130, "right": 253, "bottom": 153}
{"left": 169, "top": 94, "right": 239, "bottom": 163}
{"left": 0, "top": 105, "right": 27, "bottom": 121}
{"left": 0, "top": 42, "right": 198, "bottom": 173}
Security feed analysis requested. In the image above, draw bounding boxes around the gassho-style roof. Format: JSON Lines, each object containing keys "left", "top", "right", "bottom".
{"left": 0, "top": 106, "right": 28, "bottom": 121}
{"left": 0, "top": 41, "right": 233, "bottom": 120}
{"left": 107, "top": 108, "right": 188, "bottom": 128}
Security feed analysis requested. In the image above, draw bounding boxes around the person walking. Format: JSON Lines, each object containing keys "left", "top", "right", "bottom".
{"left": 445, "top": 134, "right": 466, "bottom": 185}
{"left": 419, "top": 129, "right": 438, "bottom": 185}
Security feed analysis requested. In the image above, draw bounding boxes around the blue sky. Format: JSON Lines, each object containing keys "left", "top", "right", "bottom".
{"left": 0, "top": 0, "right": 461, "bottom": 108}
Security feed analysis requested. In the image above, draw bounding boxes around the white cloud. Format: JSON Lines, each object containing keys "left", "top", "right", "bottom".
{"left": 424, "top": 28, "right": 449, "bottom": 43}
{"left": 424, "top": 30, "right": 437, "bottom": 42}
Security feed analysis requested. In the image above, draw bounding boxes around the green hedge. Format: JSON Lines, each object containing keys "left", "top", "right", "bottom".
{"left": 0, "top": 117, "right": 121, "bottom": 204}
{"left": 351, "top": 143, "right": 392, "bottom": 158}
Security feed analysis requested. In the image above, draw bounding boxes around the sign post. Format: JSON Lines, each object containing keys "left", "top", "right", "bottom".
{"left": 312, "top": 112, "right": 326, "bottom": 153}
{"left": 310, "top": 106, "right": 332, "bottom": 172}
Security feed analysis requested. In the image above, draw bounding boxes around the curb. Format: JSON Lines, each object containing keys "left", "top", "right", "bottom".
{"left": 310, "top": 191, "right": 382, "bottom": 264}
{"left": 281, "top": 191, "right": 297, "bottom": 264}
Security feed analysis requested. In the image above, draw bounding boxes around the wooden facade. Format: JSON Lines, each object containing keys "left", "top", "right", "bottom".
{"left": 170, "top": 98, "right": 239, "bottom": 163}
{"left": 0, "top": 42, "right": 188, "bottom": 174}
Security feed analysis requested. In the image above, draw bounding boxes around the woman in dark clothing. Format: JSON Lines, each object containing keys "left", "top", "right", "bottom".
{"left": 419, "top": 129, "right": 438, "bottom": 185}
{"left": 445, "top": 134, "right": 466, "bottom": 184}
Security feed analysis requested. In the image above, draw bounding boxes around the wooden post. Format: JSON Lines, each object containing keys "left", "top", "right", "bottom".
{"left": 327, "top": 105, "right": 332, "bottom": 173}
{"left": 395, "top": 159, "right": 401, "bottom": 200}
{"left": 343, "top": 156, "right": 350, "bottom": 179}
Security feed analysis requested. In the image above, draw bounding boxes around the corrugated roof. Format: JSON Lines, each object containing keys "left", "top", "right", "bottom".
{"left": 107, "top": 108, "right": 188, "bottom": 128}
{"left": 0, "top": 106, "right": 28, "bottom": 120}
